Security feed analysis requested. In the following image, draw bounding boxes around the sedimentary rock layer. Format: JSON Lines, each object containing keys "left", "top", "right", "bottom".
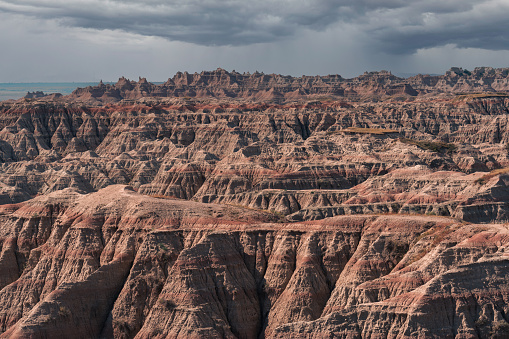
{"left": 0, "top": 186, "right": 507, "bottom": 338}
{"left": 0, "top": 68, "right": 508, "bottom": 338}
{"left": 1, "top": 88, "right": 509, "bottom": 223}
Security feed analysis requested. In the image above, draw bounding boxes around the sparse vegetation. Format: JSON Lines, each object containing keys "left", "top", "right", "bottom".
{"left": 263, "top": 209, "right": 286, "bottom": 223}
{"left": 403, "top": 223, "right": 459, "bottom": 267}
{"left": 58, "top": 306, "right": 71, "bottom": 318}
{"left": 163, "top": 299, "right": 177, "bottom": 309}
{"left": 429, "top": 224, "right": 458, "bottom": 247}
{"left": 490, "top": 320, "right": 509, "bottom": 337}
{"left": 399, "top": 138, "right": 456, "bottom": 153}
{"left": 19, "top": 260, "right": 28, "bottom": 272}
{"left": 147, "top": 194, "right": 181, "bottom": 200}
{"left": 475, "top": 167, "right": 509, "bottom": 185}
{"left": 338, "top": 127, "right": 399, "bottom": 135}
{"left": 315, "top": 96, "right": 335, "bottom": 102}
{"left": 150, "top": 194, "right": 170, "bottom": 199}
{"left": 475, "top": 314, "right": 489, "bottom": 327}
{"left": 455, "top": 92, "right": 508, "bottom": 101}
{"left": 387, "top": 240, "right": 408, "bottom": 255}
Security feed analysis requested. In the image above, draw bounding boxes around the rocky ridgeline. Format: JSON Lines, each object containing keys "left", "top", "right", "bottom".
{"left": 12, "top": 67, "right": 508, "bottom": 104}
{"left": 0, "top": 69, "right": 508, "bottom": 337}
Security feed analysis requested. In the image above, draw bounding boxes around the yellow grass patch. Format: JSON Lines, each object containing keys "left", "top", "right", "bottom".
{"left": 339, "top": 127, "right": 399, "bottom": 135}
{"left": 455, "top": 92, "right": 508, "bottom": 101}
{"left": 476, "top": 167, "right": 509, "bottom": 184}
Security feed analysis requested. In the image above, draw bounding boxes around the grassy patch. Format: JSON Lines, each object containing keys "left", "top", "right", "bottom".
{"left": 455, "top": 92, "right": 508, "bottom": 100}
{"left": 148, "top": 194, "right": 181, "bottom": 200}
{"left": 339, "top": 127, "right": 399, "bottom": 135}
{"left": 403, "top": 223, "right": 458, "bottom": 267}
{"left": 475, "top": 167, "right": 509, "bottom": 185}
{"left": 399, "top": 138, "right": 456, "bottom": 153}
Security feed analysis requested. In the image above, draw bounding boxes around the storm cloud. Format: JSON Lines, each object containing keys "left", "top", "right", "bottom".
{"left": 0, "top": 0, "right": 508, "bottom": 53}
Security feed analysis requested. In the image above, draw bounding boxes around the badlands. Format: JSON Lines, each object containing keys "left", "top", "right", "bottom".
{"left": 0, "top": 67, "right": 508, "bottom": 338}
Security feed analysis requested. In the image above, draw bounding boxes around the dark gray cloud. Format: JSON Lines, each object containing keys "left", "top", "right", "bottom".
{"left": 0, "top": 0, "right": 507, "bottom": 53}
{"left": 367, "top": 0, "right": 509, "bottom": 54}
{"left": 0, "top": 0, "right": 352, "bottom": 45}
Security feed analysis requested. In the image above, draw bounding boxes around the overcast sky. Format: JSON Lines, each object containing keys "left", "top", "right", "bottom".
{"left": 0, "top": 0, "right": 508, "bottom": 82}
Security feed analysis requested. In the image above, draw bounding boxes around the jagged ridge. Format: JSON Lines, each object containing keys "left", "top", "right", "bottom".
{"left": 12, "top": 67, "right": 509, "bottom": 104}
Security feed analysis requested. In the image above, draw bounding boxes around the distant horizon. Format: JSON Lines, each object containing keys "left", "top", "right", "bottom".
{"left": 0, "top": 68, "right": 477, "bottom": 84}
{"left": 0, "top": 82, "right": 108, "bottom": 101}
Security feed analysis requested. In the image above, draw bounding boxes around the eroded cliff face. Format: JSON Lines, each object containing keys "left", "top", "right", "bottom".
{"left": 1, "top": 92, "right": 509, "bottom": 224}
{"left": 0, "top": 69, "right": 509, "bottom": 338}
{"left": 0, "top": 186, "right": 508, "bottom": 338}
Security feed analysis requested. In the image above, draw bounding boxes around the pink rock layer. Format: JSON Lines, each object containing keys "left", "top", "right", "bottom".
{"left": 0, "top": 68, "right": 508, "bottom": 338}
{"left": 0, "top": 186, "right": 507, "bottom": 338}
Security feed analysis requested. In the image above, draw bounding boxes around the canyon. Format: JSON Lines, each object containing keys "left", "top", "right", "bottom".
{"left": 0, "top": 68, "right": 509, "bottom": 338}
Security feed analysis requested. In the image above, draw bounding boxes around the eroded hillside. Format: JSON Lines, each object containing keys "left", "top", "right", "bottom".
{"left": 0, "top": 68, "right": 509, "bottom": 338}
{"left": 0, "top": 186, "right": 507, "bottom": 338}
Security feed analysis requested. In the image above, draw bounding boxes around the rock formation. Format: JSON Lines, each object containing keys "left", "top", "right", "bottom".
{"left": 22, "top": 67, "right": 509, "bottom": 104}
{"left": 0, "top": 68, "right": 508, "bottom": 338}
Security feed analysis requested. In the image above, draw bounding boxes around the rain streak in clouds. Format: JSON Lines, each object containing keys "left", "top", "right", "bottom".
{"left": 0, "top": 0, "right": 508, "bottom": 53}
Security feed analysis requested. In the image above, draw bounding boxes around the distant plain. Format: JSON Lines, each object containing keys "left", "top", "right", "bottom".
{"left": 0, "top": 82, "right": 105, "bottom": 101}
